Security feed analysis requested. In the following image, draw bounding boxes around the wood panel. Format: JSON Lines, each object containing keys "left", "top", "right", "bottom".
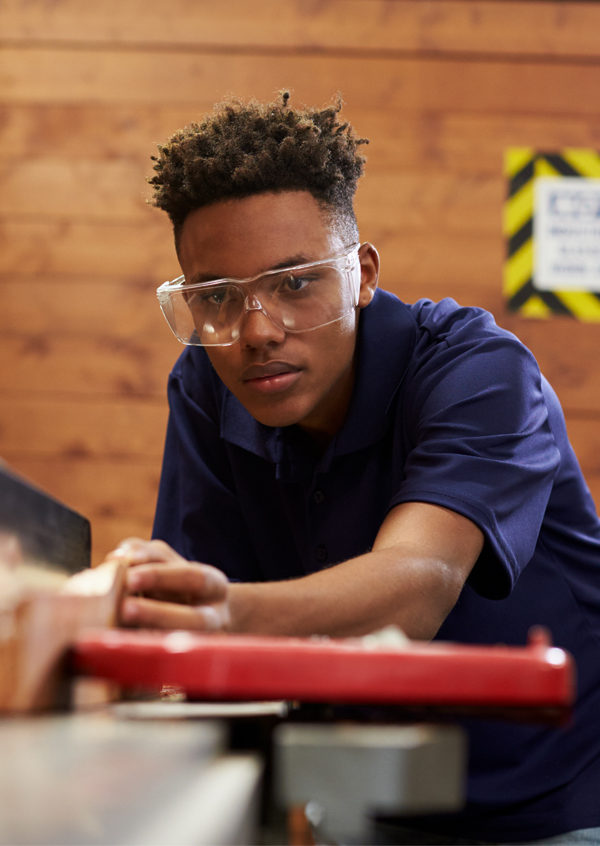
{"left": 0, "top": 220, "right": 505, "bottom": 289}
{"left": 5, "top": 105, "right": 600, "bottom": 175}
{"left": 2, "top": 0, "right": 600, "bottom": 59}
{"left": 0, "top": 276, "right": 175, "bottom": 338}
{"left": 0, "top": 398, "right": 168, "bottom": 459}
{"left": 565, "top": 418, "right": 600, "bottom": 479}
{"left": 0, "top": 159, "right": 151, "bottom": 220}
{"left": 0, "top": 219, "right": 175, "bottom": 277}
{"left": 3, "top": 457, "right": 161, "bottom": 564}
{"left": 0, "top": 162, "right": 505, "bottom": 233}
{"left": 500, "top": 317, "right": 600, "bottom": 416}
{"left": 0, "top": 336, "right": 175, "bottom": 397}
{"left": 3, "top": 458, "right": 160, "bottom": 521}
{"left": 2, "top": 48, "right": 600, "bottom": 116}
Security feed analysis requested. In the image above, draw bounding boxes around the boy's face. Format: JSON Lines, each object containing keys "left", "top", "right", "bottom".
{"left": 177, "top": 191, "right": 377, "bottom": 443}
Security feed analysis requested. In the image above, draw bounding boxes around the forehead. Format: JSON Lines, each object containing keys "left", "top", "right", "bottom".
{"left": 177, "top": 191, "right": 343, "bottom": 280}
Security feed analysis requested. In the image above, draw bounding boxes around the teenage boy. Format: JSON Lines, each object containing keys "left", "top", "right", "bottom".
{"left": 108, "top": 94, "right": 600, "bottom": 844}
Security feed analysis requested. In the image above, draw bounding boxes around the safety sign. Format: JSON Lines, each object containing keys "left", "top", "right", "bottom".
{"left": 504, "top": 149, "right": 600, "bottom": 320}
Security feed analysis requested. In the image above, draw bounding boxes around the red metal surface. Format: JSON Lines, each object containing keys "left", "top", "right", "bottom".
{"left": 72, "top": 627, "right": 574, "bottom": 712}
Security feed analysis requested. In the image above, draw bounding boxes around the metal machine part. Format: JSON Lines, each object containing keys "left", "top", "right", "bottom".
{"left": 275, "top": 722, "right": 466, "bottom": 844}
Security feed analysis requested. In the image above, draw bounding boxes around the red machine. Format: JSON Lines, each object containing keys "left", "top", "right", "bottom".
{"left": 73, "top": 626, "right": 573, "bottom": 718}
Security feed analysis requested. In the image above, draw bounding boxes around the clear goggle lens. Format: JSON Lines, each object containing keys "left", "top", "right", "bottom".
{"left": 156, "top": 245, "right": 361, "bottom": 347}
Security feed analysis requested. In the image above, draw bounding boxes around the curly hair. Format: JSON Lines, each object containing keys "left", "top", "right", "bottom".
{"left": 148, "top": 91, "right": 368, "bottom": 245}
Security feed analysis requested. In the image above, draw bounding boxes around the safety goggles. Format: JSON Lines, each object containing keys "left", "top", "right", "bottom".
{"left": 156, "top": 244, "right": 361, "bottom": 347}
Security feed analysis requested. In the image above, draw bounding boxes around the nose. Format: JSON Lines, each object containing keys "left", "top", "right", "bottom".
{"left": 238, "top": 300, "right": 286, "bottom": 349}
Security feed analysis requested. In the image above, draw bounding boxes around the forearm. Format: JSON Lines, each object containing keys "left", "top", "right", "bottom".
{"left": 113, "top": 506, "right": 481, "bottom": 638}
{"left": 228, "top": 543, "right": 466, "bottom": 640}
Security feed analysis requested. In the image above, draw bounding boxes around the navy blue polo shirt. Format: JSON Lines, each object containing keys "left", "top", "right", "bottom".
{"left": 153, "top": 289, "right": 600, "bottom": 843}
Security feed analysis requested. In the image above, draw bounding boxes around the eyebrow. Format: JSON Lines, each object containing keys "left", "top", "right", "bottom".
{"left": 188, "top": 253, "right": 315, "bottom": 286}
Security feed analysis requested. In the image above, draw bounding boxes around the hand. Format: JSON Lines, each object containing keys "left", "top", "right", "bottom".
{"left": 104, "top": 538, "right": 231, "bottom": 631}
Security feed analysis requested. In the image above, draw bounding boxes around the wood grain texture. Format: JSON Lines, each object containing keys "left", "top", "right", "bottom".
{"left": 0, "top": 275, "right": 176, "bottom": 338}
{"left": 0, "top": 162, "right": 505, "bottom": 232}
{"left": 0, "top": 559, "right": 126, "bottom": 710}
{"left": 5, "top": 105, "right": 600, "bottom": 174}
{"left": 0, "top": 218, "right": 175, "bottom": 277}
{"left": 2, "top": 456, "right": 162, "bottom": 564}
{"left": 0, "top": 397, "right": 168, "bottom": 459}
{"left": 0, "top": 219, "right": 504, "bottom": 287}
{"left": 4, "top": 457, "right": 161, "bottom": 522}
{"left": 2, "top": 48, "right": 600, "bottom": 115}
{"left": 2, "top": 0, "right": 600, "bottom": 59}
{"left": 0, "top": 336, "right": 175, "bottom": 396}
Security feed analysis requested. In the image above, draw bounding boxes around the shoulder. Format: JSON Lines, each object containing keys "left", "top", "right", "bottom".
{"left": 404, "top": 297, "right": 540, "bottom": 381}
{"left": 408, "top": 297, "right": 515, "bottom": 346}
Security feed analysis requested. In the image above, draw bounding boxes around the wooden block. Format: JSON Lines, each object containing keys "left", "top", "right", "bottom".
{"left": 0, "top": 558, "right": 126, "bottom": 712}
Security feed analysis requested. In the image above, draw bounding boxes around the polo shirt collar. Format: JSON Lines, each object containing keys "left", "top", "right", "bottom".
{"left": 220, "top": 290, "right": 417, "bottom": 474}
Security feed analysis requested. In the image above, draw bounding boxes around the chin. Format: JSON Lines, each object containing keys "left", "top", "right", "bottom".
{"left": 245, "top": 400, "right": 311, "bottom": 430}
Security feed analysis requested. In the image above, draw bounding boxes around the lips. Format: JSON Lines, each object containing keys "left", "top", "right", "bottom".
{"left": 242, "top": 361, "right": 300, "bottom": 381}
{"left": 241, "top": 360, "right": 302, "bottom": 395}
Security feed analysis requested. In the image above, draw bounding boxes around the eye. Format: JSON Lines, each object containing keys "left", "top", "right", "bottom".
{"left": 281, "top": 272, "right": 317, "bottom": 293}
{"left": 194, "top": 285, "right": 232, "bottom": 306}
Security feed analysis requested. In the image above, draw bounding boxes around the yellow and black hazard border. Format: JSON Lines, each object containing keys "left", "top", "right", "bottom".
{"left": 504, "top": 148, "right": 600, "bottom": 321}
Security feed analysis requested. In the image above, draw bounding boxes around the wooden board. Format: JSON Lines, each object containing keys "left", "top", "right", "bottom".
{"left": 0, "top": 218, "right": 174, "bottom": 277}
{"left": 0, "top": 276, "right": 176, "bottom": 339}
{"left": 1, "top": 0, "right": 600, "bottom": 59}
{"left": 0, "top": 397, "right": 168, "bottom": 459}
{"left": 0, "top": 559, "right": 125, "bottom": 711}
{"left": 0, "top": 464, "right": 90, "bottom": 573}
{"left": 0, "top": 220, "right": 503, "bottom": 287}
{"left": 0, "top": 163, "right": 505, "bottom": 233}
{"left": 4, "top": 106, "right": 600, "bottom": 176}
{"left": 0, "top": 335, "right": 175, "bottom": 396}
{"left": 4, "top": 458, "right": 162, "bottom": 523}
{"left": 2, "top": 48, "right": 600, "bottom": 115}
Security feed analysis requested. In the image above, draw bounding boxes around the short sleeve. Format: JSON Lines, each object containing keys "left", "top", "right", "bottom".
{"left": 389, "top": 300, "right": 560, "bottom": 599}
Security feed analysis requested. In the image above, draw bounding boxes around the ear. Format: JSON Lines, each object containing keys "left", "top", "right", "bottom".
{"left": 357, "top": 242, "right": 379, "bottom": 309}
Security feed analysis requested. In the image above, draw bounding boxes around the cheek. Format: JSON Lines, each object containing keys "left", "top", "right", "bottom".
{"left": 204, "top": 350, "right": 238, "bottom": 388}
{"left": 317, "top": 313, "right": 358, "bottom": 361}
{"left": 335, "top": 310, "right": 359, "bottom": 338}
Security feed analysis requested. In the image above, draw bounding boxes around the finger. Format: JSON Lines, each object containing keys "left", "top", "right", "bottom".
{"left": 120, "top": 595, "right": 227, "bottom": 632}
{"left": 106, "top": 538, "right": 183, "bottom": 567}
{"left": 126, "top": 563, "right": 228, "bottom": 604}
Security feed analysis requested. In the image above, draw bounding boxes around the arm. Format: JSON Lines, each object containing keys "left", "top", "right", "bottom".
{"left": 113, "top": 501, "right": 483, "bottom": 641}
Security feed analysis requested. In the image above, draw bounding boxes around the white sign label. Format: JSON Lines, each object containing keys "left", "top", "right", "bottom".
{"left": 533, "top": 175, "right": 600, "bottom": 291}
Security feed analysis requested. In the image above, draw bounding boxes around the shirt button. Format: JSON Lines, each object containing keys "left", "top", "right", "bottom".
{"left": 313, "top": 490, "right": 325, "bottom": 504}
{"left": 316, "top": 545, "right": 328, "bottom": 563}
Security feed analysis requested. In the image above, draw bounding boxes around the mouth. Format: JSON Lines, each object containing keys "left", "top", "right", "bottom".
{"left": 242, "top": 361, "right": 302, "bottom": 395}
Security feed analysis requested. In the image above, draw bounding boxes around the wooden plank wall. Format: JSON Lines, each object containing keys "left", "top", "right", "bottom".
{"left": 1, "top": 0, "right": 600, "bottom": 565}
